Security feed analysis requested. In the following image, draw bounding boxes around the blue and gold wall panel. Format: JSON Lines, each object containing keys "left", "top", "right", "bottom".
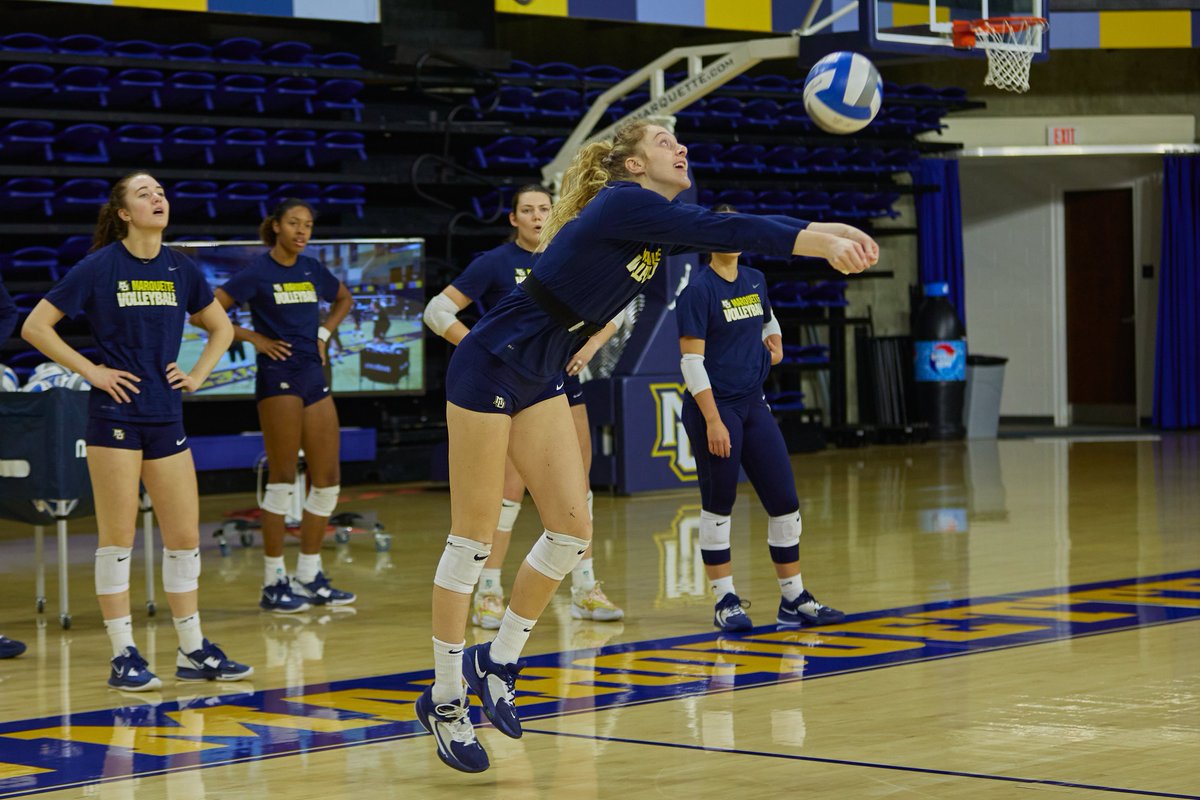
{"left": 20, "top": 0, "right": 380, "bottom": 23}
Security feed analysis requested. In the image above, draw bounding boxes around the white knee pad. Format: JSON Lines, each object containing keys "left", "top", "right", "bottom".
{"left": 261, "top": 482, "right": 293, "bottom": 516}
{"left": 162, "top": 548, "right": 201, "bottom": 594}
{"left": 304, "top": 484, "right": 340, "bottom": 518}
{"left": 497, "top": 498, "right": 522, "bottom": 532}
{"left": 526, "top": 530, "right": 589, "bottom": 581}
{"left": 95, "top": 546, "right": 132, "bottom": 595}
{"left": 699, "top": 510, "right": 732, "bottom": 552}
{"left": 768, "top": 511, "right": 802, "bottom": 564}
{"left": 433, "top": 535, "right": 491, "bottom": 594}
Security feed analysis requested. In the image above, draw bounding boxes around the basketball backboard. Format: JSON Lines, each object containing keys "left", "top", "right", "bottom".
{"left": 866, "top": 0, "right": 1047, "bottom": 56}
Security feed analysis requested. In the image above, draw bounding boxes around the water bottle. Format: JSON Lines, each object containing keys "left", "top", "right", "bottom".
{"left": 913, "top": 282, "right": 966, "bottom": 440}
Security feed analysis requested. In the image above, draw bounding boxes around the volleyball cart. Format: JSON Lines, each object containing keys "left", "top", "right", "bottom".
{"left": 0, "top": 389, "right": 155, "bottom": 629}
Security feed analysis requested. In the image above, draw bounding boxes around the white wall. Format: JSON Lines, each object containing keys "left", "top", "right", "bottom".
{"left": 959, "top": 156, "right": 1163, "bottom": 422}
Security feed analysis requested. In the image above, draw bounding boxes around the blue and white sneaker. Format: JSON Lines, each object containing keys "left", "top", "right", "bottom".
{"left": 462, "top": 642, "right": 523, "bottom": 739}
{"left": 0, "top": 635, "right": 26, "bottom": 659}
{"left": 414, "top": 686, "right": 490, "bottom": 773}
{"left": 260, "top": 579, "right": 311, "bottom": 614}
{"left": 291, "top": 572, "right": 356, "bottom": 606}
{"left": 176, "top": 639, "right": 254, "bottom": 682}
{"left": 108, "top": 646, "right": 162, "bottom": 691}
{"left": 777, "top": 590, "right": 845, "bottom": 626}
{"left": 713, "top": 593, "right": 753, "bottom": 632}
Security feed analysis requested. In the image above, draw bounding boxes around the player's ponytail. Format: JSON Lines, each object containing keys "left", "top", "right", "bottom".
{"left": 540, "top": 118, "right": 653, "bottom": 248}
{"left": 91, "top": 171, "right": 151, "bottom": 252}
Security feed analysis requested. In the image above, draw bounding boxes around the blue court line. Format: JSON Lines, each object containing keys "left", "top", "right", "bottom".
{"left": 525, "top": 729, "right": 1200, "bottom": 800}
{"left": 1, "top": 568, "right": 1198, "bottom": 797}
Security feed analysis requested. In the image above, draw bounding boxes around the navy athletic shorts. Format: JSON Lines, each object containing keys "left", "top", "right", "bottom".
{"left": 255, "top": 360, "right": 331, "bottom": 407}
{"left": 564, "top": 372, "right": 586, "bottom": 407}
{"left": 85, "top": 417, "right": 190, "bottom": 460}
{"left": 446, "top": 334, "right": 566, "bottom": 416}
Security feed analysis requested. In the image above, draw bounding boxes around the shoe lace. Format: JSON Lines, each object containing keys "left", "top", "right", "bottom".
{"left": 434, "top": 700, "right": 478, "bottom": 744}
{"left": 122, "top": 649, "right": 149, "bottom": 671}
{"left": 199, "top": 641, "right": 229, "bottom": 665}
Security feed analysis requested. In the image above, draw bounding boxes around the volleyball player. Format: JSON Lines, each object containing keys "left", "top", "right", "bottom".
{"left": 676, "top": 205, "right": 844, "bottom": 632}
{"left": 422, "top": 185, "right": 624, "bottom": 631}
{"left": 415, "top": 119, "right": 876, "bottom": 772}
{"left": 0, "top": 276, "right": 24, "bottom": 659}
{"left": 214, "top": 199, "right": 355, "bottom": 613}
{"left": 22, "top": 172, "right": 253, "bottom": 690}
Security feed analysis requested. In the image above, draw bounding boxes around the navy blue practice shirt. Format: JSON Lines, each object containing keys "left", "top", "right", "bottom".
{"left": 452, "top": 241, "right": 536, "bottom": 314}
{"left": 44, "top": 242, "right": 214, "bottom": 422}
{"left": 676, "top": 265, "right": 774, "bottom": 404}
{"left": 220, "top": 253, "right": 341, "bottom": 366}
{"left": 471, "top": 181, "right": 808, "bottom": 381}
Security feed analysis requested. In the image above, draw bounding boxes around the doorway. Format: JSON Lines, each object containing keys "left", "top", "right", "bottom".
{"left": 1064, "top": 188, "right": 1136, "bottom": 426}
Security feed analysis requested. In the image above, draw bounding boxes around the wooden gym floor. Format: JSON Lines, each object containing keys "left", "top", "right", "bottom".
{"left": 0, "top": 434, "right": 1197, "bottom": 799}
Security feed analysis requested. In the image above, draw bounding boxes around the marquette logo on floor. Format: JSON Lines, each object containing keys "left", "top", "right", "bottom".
{"left": 2, "top": 571, "right": 1199, "bottom": 796}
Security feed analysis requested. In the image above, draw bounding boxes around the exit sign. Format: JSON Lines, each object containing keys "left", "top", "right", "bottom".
{"left": 1048, "top": 126, "right": 1078, "bottom": 145}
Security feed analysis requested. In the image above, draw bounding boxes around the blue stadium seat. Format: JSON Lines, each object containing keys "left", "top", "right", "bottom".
{"left": 470, "top": 188, "right": 514, "bottom": 220}
{"left": 8, "top": 246, "right": 59, "bottom": 282}
{"left": 270, "top": 182, "right": 320, "bottom": 208}
{"left": 162, "top": 71, "right": 215, "bottom": 111}
{"left": 110, "top": 68, "right": 164, "bottom": 109}
{"left": 684, "top": 141, "right": 723, "bottom": 173}
{"left": 794, "top": 190, "right": 831, "bottom": 219}
{"left": 57, "top": 235, "right": 92, "bottom": 266}
{"left": 831, "top": 191, "right": 869, "bottom": 220}
{"left": 582, "top": 64, "right": 626, "bottom": 84}
{"left": 880, "top": 148, "right": 919, "bottom": 173}
{"left": 805, "top": 146, "right": 848, "bottom": 175}
{"left": 55, "top": 34, "right": 107, "bottom": 56}
{"left": 846, "top": 147, "right": 888, "bottom": 176}
{"left": 321, "top": 184, "right": 366, "bottom": 219}
{"left": 266, "top": 128, "right": 317, "bottom": 168}
{"left": 860, "top": 191, "right": 902, "bottom": 219}
{"left": 763, "top": 145, "right": 808, "bottom": 176}
{"left": 263, "top": 76, "right": 317, "bottom": 115}
{"left": 215, "top": 127, "right": 267, "bottom": 167}
{"left": 473, "top": 136, "right": 538, "bottom": 170}
{"left": 723, "top": 143, "right": 766, "bottom": 174}
{"left": 170, "top": 180, "right": 218, "bottom": 219}
{"left": 0, "top": 177, "right": 54, "bottom": 216}
{"left": 777, "top": 100, "right": 815, "bottom": 133}
{"left": 110, "top": 122, "right": 164, "bottom": 163}
{"left": 219, "top": 181, "right": 270, "bottom": 219}
{"left": 755, "top": 190, "right": 795, "bottom": 215}
{"left": 535, "top": 62, "right": 581, "bottom": 81}
{"left": 53, "top": 123, "right": 110, "bottom": 164}
{"left": 162, "top": 126, "right": 216, "bottom": 165}
{"left": 532, "top": 88, "right": 582, "bottom": 122}
{"left": 213, "top": 37, "right": 262, "bottom": 64}
{"left": 0, "top": 33, "right": 53, "bottom": 53}
{"left": 315, "top": 131, "right": 367, "bottom": 165}
{"left": 262, "top": 41, "right": 313, "bottom": 66}
{"left": 53, "top": 65, "right": 110, "bottom": 108}
{"left": 213, "top": 73, "right": 266, "bottom": 114}
{"left": 316, "top": 52, "right": 363, "bottom": 70}
{"left": 768, "top": 281, "right": 809, "bottom": 309}
{"left": 496, "top": 59, "right": 534, "bottom": 80}
{"left": 752, "top": 74, "right": 793, "bottom": 94}
{"left": 314, "top": 79, "right": 365, "bottom": 121}
{"left": 0, "top": 120, "right": 55, "bottom": 163}
{"left": 704, "top": 96, "right": 743, "bottom": 129}
{"left": 714, "top": 189, "right": 756, "bottom": 210}
{"left": 109, "top": 40, "right": 162, "bottom": 59}
{"left": 741, "top": 98, "right": 781, "bottom": 131}
{"left": 53, "top": 178, "right": 109, "bottom": 217}
{"left": 583, "top": 89, "right": 623, "bottom": 124}
{"left": 478, "top": 85, "right": 535, "bottom": 121}
{"left": 0, "top": 63, "right": 55, "bottom": 105}
{"left": 673, "top": 97, "right": 708, "bottom": 130}
{"left": 165, "top": 42, "right": 213, "bottom": 62}
{"left": 532, "top": 137, "right": 565, "bottom": 165}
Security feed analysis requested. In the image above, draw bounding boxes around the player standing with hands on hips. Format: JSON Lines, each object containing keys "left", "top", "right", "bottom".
{"left": 415, "top": 119, "right": 875, "bottom": 773}
{"left": 214, "top": 199, "right": 356, "bottom": 613}
{"left": 22, "top": 172, "right": 253, "bottom": 690}
{"left": 676, "top": 204, "right": 845, "bottom": 633}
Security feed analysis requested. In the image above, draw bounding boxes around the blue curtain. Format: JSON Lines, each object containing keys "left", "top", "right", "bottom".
{"left": 1153, "top": 155, "right": 1200, "bottom": 429}
{"left": 916, "top": 159, "right": 966, "bottom": 323}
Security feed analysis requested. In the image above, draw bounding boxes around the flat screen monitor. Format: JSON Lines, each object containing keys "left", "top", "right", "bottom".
{"left": 173, "top": 238, "right": 425, "bottom": 399}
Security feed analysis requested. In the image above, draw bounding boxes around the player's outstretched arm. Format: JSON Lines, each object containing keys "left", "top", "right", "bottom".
{"left": 792, "top": 223, "right": 879, "bottom": 275}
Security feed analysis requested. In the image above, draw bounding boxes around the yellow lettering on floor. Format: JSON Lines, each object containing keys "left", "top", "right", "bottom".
{"left": 165, "top": 706, "right": 390, "bottom": 737}
{"left": 743, "top": 630, "right": 927, "bottom": 657}
{"left": 515, "top": 667, "right": 631, "bottom": 701}
{"left": 0, "top": 762, "right": 53, "bottom": 779}
{"left": 3, "top": 726, "right": 225, "bottom": 757}
{"left": 912, "top": 597, "right": 1134, "bottom": 624}
{"left": 286, "top": 688, "right": 423, "bottom": 722}
{"left": 817, "top": 616, "right": 1046, "bottom": 642}
{"left": 1069, "top": 578, "right": 1200, "bottom": 608}
{"left": 591, "top": 648, "right": 800, "bottom": 677}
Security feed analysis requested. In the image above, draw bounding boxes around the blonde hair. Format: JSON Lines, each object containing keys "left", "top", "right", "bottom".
{"left": 91, "top": 171, "right": 154, "bottom": 252}
{"left": 539, "top": 119, "right": 655, "bottom": 248}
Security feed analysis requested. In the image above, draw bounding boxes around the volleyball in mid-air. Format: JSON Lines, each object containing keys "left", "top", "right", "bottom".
{"left": 802, "top": 51, "right": 883, "bottom": 134}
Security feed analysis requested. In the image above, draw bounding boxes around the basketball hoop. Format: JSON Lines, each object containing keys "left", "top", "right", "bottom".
{"left": 952, "top": 17, "right": 1047, "bottom": 93}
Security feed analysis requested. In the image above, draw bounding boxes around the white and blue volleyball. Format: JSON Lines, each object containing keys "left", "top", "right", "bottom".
{"left": 0, "top": 364, "right": 18, "bottom": 392}
{"left": 802, "top": 51, "right": 883, "bottom": 134}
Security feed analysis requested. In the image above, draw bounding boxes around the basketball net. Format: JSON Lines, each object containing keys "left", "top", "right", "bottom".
{"left": 954, "top": 18, "right": 1047, "bottom": 93}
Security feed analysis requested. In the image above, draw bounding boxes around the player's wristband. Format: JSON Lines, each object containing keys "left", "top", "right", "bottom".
{"left": 317, "top": 327, "right": 332, "bottom": 343}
